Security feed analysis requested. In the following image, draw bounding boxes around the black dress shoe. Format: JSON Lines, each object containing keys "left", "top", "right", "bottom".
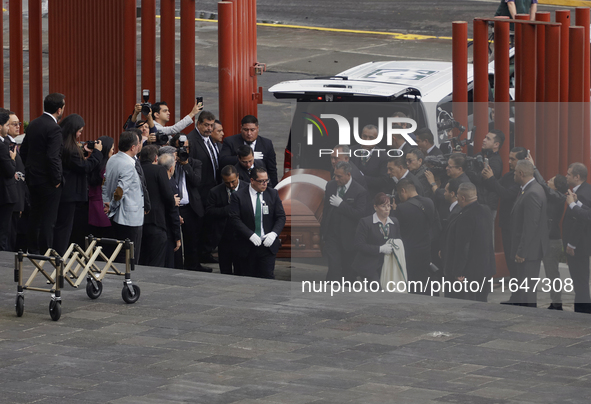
{"left": 548, "top": 303, "right": 563, "bottom": 310}
{"left": 201, "top": 254, "right": 219, "bottom": 264}
{"left": 196, "top": 265, "right": 213, "bottom": 273}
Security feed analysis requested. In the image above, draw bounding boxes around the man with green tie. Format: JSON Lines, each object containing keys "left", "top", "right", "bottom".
{"left": 229, "top": 167, "right": 286, "bottom": 279}
{"left": 320, "top": 161, "right": 367, "bottom": 282}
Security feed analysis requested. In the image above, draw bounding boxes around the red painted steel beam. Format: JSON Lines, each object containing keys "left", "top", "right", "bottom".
{"left": 9, "top": 0, "right": 24, "bottom": 122}
{"left": 180, "top": 0, "right": 196, "bottom": 133}
{"left": 0, "top": 7, "right": 2, "bottom": 107}
{"left": 452, "top": 22, "right": 468, "bottom": 147}
{"left": 28, "top": 0, "right": 43, "bottom": 122}
{"left": 545, "top": 25, "right": 561, "bottom": 178}
{"left": 141, "top": 0, "right": 157, "bottom": 103}
{"left": 575, "top": 8, "right": 590, "bottom": 173}
{"left": 535, "top": 12, "right": 550, "bottom": 178}
{"left": 250, "top": 0, "right": 260, "bottom": 116}
{"left": 568, "top": 26, "right": 585, "bottom": 165}
{"left": 556, "top": 10, "right": 571, "bottom": 175}
{"left": 123, "top": 0, "right": 137, "bottom": 139}
{"left": 494, "top": 19, "right": 511, "bottom": 167}
{"left": 515, "top": 14, "right": 530, "bottom": 104}
{"left": 229, "top": 0, "right": 241, "bottom": 130}
{"left": 473, "top": 19, "right": 489, "bottom": 157}
{"left": 161, "top": 0, "right": 175, "bottom": 118}
{"left": 238, "top": 0, "right": 247, "bottom": 123}
{"left": 218, "top": 1, "right": 235, "bottom": 137}
{"left": 520, "top": 23, "right": 537, "bottom": 160}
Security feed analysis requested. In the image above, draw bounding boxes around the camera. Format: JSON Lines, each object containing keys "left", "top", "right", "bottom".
{"left": 80, "top": 140, "right": 95, "bottom": 157}
{"left": 153, "top": 131, "right": 169, "bottom": 146}
{"left": 424, "top": 154, "right": 485, "bottom": 179}
{"left": 141, "top": 89, "right": 152, "bottom": 116}
{"left": 177, "top": 134, "right": 189, "bottom": 163}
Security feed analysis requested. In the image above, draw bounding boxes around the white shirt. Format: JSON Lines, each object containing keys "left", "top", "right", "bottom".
{"left": 372, "top": 213, "right": 394, "bottom": 225}
{"left": 338, "top": 176, "right": 353, "bottom": 195}
{"left": 427, "top": 144, "right": 436, "bottom": 154}
{"left": 249, "top": 184, "right": 266, "bottom": 238}
{"left": 245, "top": 139, "right": 257, "bottom": 151}
{"left": 392, "top": 169, "right": 409, "bottom": 184}
{"left": 520, "top": 177, "right": 535, "bottom": 192}
{"left": 154, "top": 114, "right": 194, "bottom": 135}
{"left": 449, "top": 200, "right": 458, "bottom": 212}
{"left": 43, "top": 111, "right": 57, "bottom": 123}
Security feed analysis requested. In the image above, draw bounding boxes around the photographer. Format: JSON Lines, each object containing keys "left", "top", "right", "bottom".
{"left": 169, "top": 133, "right": 211, "bottom": 272}
{"left": 153, "top": 100, "right": 202, "bottom": 136}
{"left": 474, "top": 130, "right": 504, "bottom": 225}
{"left": 53, "top": 114, "right": 102, "bottom": 255}
{"left": 124, "top": 102, "right": 156, "bottom": 134}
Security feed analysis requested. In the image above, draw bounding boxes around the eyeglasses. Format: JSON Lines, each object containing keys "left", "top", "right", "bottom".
{"left": 253, "top": 179, "right": 270, "bottom": 184}
{"left": 10, "top": 122, "right": 22, "bottom": 127}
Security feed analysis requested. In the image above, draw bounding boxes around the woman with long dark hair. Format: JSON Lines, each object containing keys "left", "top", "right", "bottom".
{"left": 88, "top": 135, "right": 114, "bottom": 237}
{"left": 53, "top": 114, "right": 102, "bottom": 255}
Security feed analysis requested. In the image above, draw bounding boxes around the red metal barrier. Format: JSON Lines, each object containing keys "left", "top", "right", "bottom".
{"left": 473, "top": 19, "right": 489, "bottom": 154}
{"left": 452, "top": 22, "right": 468, "bottom": 145}
{"left": 520, "top": 23, "right": 537, "bottom": 159}
{"left": 556, "top": 10, "right": 571, "bottom": 175}
{"left": 494, "top": 19, "right": 511, "bottom": 167}
{"left": 141, "top": 0, "right": 157, "bottom": 101}
{"left": 545, "top": 25, "right": 561, "bottom": 178}
{"left": 180, "top": 0, "right": 196, "bottom": 133}
{"left": 9, "top": 0, "right": 23, "bottom": 123}
{"left": 568, "top": 26, "right": 585, "bottom": 165}
{"left": 535, "top": 12, "right": 550, "bottom": 178}
{"left": 160, "top": 0, "right": 175, "bottom": 118}
{"left": 0, "top": 7, "right": 3, "bottom": 107}
{"left": 575, "top": 7, "right": 590, "bottom": 173}
{"left": 29, "top": 0, "right": 43, "bottom": 122}
{"left": 219, "top": 2, "right": 235, "bottom": 133}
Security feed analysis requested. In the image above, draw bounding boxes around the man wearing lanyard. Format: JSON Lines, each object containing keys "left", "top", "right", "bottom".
{"left": 229, "top": 167, "right": 286, "bottom": 279}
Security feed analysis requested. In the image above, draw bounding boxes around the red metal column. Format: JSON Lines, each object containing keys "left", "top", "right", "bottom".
{"left": 180, "top": 0, "right": 196, "bottom": 132}
{"left": 229, "top": 0, "right": 241, "bottom": 129}
{"left": 123, "top": 0, "right": 137, "bottom": 133}
{"left": 520, "top": 23, "right": 537, "bottom": 159}
{"left": 28, "top": 0, "right": 43, "bottom": 121}
{"left": 9, "top": 0, "right": 24, "bottom": 122}
{"left": 161, "top": 0, "right": 176, "bottom": 117}
{"left": 556, "top": 10, "right": 570, "bottom": 174}
{"left": 452, "top": 22, "right": 468, "bottom": 145}
{"left": 250, "top": 0, "right": 261, "bottom": 116}
{"left": 218, "top": 1, "right": 235, "bottom": 137}
{"left": 535, "top": 13, "right": 550, "bottom": 178}
{"left": 0, "top": 7, "right": 3, "bottom": 107}
{"left": 515, "top": 14, "right": 530, "bottom": 104}
{"left": 473, "top": 19, "right": 489, "bottom": 155}
{"left": 141, "top": 0, "right": 157, "bottom": 101}
{"left": 568, "top": 26, "right": 585, "bottom": 165}
{"left": 575, "top": 8, "right": 590, "bottom": 173}
{"left": 494, "top": 19, "right": 511, "bottom": 166}
{"left": 238, "top": 0, "right": 247, "bottom": 123}
{"left": 545, "top": 25, "right": 561, "bottom": 178}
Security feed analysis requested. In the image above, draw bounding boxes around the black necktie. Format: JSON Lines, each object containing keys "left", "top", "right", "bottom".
{"left": 206, "top": 139, "right": 219, "bottom": 170}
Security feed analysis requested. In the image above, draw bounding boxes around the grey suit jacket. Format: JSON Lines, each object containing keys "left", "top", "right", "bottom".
{"left": 510, "top": 179, "right": 548, "bottom": 261}
{"left": 102, "top": 151, "right": 144, "bottom": 227}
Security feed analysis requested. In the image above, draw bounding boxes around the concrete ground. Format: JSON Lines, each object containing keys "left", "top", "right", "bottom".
{"left": 1, "top": 251, "right": 591, "bottom": 403}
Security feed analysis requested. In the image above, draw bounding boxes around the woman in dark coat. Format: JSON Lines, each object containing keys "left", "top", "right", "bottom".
{"left": 53, "top": 114, "right": 102, "bottom": 255}
{"left": 353, "top": 192, "right": 401, "bottom": 283}
{"left": 88, "top": 136, "right": 114, "bottom": 237}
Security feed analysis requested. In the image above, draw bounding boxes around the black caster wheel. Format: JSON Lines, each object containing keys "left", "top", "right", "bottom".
{"left": 15, "top": 295, "right": 24, "bottom": 317}
{"left": 49, "top": 300, "right": 61, "bottom": 321}
{"left": 86, "top": 279, "right": 103, "bottom": 300}
{"left": 121, "top": 284, "right": 140, "bottom": 304}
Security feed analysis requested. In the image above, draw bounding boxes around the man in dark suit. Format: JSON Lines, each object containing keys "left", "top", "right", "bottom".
{"left": 170, "top": 134, "right": 211, "bottom": 272}
{"left": 0, "top": 110, "right": 17, "bottom": 251}
{"left": 157, "top": 152, "right": 182, "bottom": 269}
{"left": 330, "top": 145, "right": 367, "bottom": 190}
{"left": 562, "top": 162, "right": 591, "bottom": 313}
{"left": 385, "top": 157, "right": 425, "bottom": 201}
{"left": 139, "top": 146, "right": 180, "bottom": 267}
{"left": 509, "top": 160, "right": 549, "bottom": 307}
{"left": 482, "top": 147, "right": 526, "bottom": 280}
{"left": 444, "top": 183, "right": 496, "bottom": 301}
{"left": 392, "top": 179, "right": 435, "bottom": 295}
{"left": 415, "top": 127, "right": 443, "bottom": 157}
{"left": 350, "top": 125, "right": 388, "bottom": 178}
{"left": 473, "top": 129, "right": 504, "bottom": 226}
{"left": 438, "top": 178, "right": 462, "bottom": 263}
{"left": 229, "top": 167, "right": 286, "bottom": 279}
{"left": 20, "top": 93, "right": 65, "bottom": 254}
{"left": 235, "top": 145, "right": 264, "bottom": 183}
{"left": 320, "top": 161, "right": 367, "bottom": 281}
{"left": 406, "top": 149, "right": 434, "bottom": 198}
{"left": 219, "top": 115, "right": 278, "bottom": 188}
{"left": 206, "top": 165, "right": 249, "bottom": 275}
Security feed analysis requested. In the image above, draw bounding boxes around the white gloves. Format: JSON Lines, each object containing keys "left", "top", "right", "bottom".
{"left": 263, "top": 232, "right": 277, "bottom": 247}
{"left": 249, "top": 234, "right": 262, "bottom": 246}
{"left": 254, "top": 151, "right": 264, "bottom": 160}
{"left": 379, "top": 243, "right": 394, "bottom": 254}
{"left": 329, "top": 195, "right": 343, "bottom": 207}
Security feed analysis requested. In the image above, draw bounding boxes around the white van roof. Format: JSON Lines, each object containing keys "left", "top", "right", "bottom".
{"left": 269, "top": 61, "right": 475, "bottom": 102}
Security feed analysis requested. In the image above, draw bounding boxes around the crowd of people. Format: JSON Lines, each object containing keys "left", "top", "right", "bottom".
{"left": 0, "top": 93, "right": 285, "bottom": 280}
{"left": 323, "top": 122, "right": 591, "bottom": 312}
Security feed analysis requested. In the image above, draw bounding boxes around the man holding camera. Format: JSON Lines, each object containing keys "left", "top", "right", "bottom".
{"left": 152, "top": 100, "right": 202, "bottom": 136}
{"left": 0, "top": 110, "right": 17, "bottom": 251}
{"left": 169, "top": 134, "right": 211, "bottom": 272}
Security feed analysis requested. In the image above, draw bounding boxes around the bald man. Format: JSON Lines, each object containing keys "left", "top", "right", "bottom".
{"left": 508, "top": 160, "right": 548, "bottom": 307}
{"left": 443, "top": 182, "right": 496, "bottom": 301}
